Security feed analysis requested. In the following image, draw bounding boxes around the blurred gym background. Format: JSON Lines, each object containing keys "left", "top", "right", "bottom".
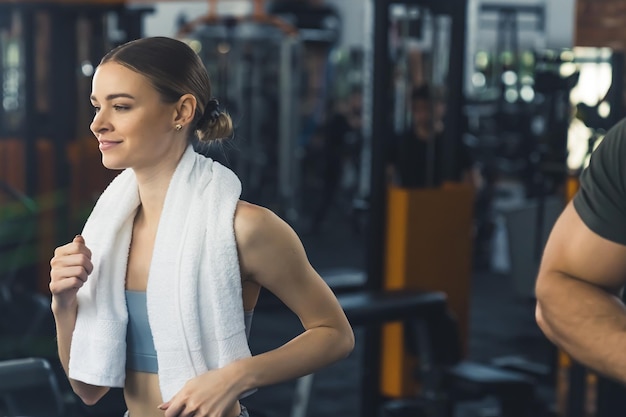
{"left": 0, "top": 0, "right": 623, "bottom": 416}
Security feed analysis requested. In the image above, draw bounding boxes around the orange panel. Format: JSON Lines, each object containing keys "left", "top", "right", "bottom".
{"left": 565, "top": 175, "right": 580, "bottom": 202}
{"left": 384, "top": 188, "right": 410, "bottom": 290}
{"left": 381, "top": 183, "right": 475, "bottom": 398}
{"left": 380, "top": 323, "right": 418, "bottom": 397}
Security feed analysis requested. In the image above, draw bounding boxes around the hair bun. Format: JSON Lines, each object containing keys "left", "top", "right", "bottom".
{"left": 201, "top": 98, "right": 220, "bottom": 126}
{"left": 195, "top": 98, "right": 233, "bottom": 142}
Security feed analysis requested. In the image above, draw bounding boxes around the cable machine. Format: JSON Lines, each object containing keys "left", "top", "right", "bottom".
{"left": 363, "top": 0, "right": 469, "bottom": 415}
{"left": 177, "top": 0, "right": 304, "bottom": 222}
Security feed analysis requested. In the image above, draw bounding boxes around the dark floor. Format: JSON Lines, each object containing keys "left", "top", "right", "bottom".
{"left": 0, "top": 192, "right": 556, "bottom": 417}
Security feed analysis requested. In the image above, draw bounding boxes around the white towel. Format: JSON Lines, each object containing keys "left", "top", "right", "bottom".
{"left": 68, "top": 145, "right": 251, "bottom": 401}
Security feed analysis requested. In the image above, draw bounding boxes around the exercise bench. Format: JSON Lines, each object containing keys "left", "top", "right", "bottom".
{"left": 384, "top": 308, "right": 537, "bottom": 417}
{"left": 290, "top": 288, "right": 448, "bottom": 417}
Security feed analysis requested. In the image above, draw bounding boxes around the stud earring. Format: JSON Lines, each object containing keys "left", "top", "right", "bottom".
{"left": 175, "top": 124, "right": 183, "bottom": 131}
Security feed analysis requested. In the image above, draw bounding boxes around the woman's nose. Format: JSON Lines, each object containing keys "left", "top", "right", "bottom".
{"left": 90, "top": 110, "right": 110, "bottom": 136}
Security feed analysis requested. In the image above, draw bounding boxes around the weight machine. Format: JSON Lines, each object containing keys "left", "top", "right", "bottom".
{"left": 176, "top": 0, "right": 308, "bottom": 222}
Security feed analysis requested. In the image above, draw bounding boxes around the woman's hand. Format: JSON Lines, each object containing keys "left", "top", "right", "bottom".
{"left": 49, "top": 235, "right": 93, "bottom": 311}
{"left": 159, "top": 365, "right": 243, "bottom": 417}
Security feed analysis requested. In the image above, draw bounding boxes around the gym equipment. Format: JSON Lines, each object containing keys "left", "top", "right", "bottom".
{"left": 382, "top": 183, "right": 475, "bottom": 397}
{"left": 289, "top": 289, "right": 449, "bottom": 417}
{"left": 382, "top": 310, "right": 541, "bottom": 417}
{"left": 364, "top": 1, "right": 468, "bottom": 416}
{"left": 292, "top": 288, "right": 543, "bottom": 417}
{"left": 0, "top": 357, "right": 66, "bottom": 417}
{"left": 176, "top": 0, "right": 305, "bottom": 222}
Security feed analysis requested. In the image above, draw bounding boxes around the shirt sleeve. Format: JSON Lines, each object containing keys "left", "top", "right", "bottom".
{"left": 573, "top": 118, "right": 626, "bottom": 245}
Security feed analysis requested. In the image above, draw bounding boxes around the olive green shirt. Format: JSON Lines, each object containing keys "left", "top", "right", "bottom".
{"left": 574, "top": 118, "right": 626, "bottom": 246}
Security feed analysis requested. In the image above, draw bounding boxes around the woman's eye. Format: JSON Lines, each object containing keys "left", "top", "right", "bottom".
{"left": 93, "top": 107, "right": 100, "bottom": 114}
{"left": 113, "top": 105, "right": 130, "bottom": 111}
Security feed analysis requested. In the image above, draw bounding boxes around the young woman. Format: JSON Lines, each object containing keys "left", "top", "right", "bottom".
{"left": 49, "top": 36, "right": 354, "bottom": 417}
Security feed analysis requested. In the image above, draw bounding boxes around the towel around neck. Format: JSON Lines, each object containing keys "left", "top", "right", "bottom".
{"left": 68, "top": 145, "right": 251, "bottom": 401}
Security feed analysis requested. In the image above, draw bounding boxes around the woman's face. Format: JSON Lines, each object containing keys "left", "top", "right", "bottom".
{"left": 89, "top": 62, "right": 184, "bottom": 172}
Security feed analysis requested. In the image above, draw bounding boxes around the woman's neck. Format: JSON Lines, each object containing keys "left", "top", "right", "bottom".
{"left": 134, "top": 144, "right": 187, "bottom": 225}
{"left": 136, "top": 184, "right": 167, "bottom": 226}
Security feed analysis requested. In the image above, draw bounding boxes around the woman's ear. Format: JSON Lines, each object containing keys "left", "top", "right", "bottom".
{"left": 173, "top": 93, "right": 197, "bottom": 127}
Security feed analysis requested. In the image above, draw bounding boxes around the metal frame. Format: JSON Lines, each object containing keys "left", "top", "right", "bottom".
{"left": 190, "top": 22, "right": 303, "bottom": 221}
{"left": 364, "top": 1, "right": 467, "bottom": 416}
{"left": 278, "top": 35, "right": 302, "bottom": 222}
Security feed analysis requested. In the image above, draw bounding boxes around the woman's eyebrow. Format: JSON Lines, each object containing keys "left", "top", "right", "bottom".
{"left": 90, "top": 93, "right": 136, "bottom": 102}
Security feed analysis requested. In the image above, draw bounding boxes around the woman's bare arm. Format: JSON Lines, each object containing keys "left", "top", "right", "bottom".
{"left": 228, "top": 201, "right": 355, "bottom": 392}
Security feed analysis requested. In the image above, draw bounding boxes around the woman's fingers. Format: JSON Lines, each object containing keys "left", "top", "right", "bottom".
{"left": 50, "top": 253, "right": 93, "bottom": 277}
{"left": 49, "top": 236, "right": 94, "bottom": 306}
{"left": 53, "top": 236, "right": 92, "bottom": 260}
{"left": 49, "top": 276, "right": 86, "bottom": 293}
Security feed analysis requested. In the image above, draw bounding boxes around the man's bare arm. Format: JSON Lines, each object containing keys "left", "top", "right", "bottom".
{"left": 535, "top": 202, "right": 626, "bottom": 382}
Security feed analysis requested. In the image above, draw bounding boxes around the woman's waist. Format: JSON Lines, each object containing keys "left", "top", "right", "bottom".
{"left": 124, "top": 370, "right": 162, "bottom": 417}
{"left": 123, "top": 370, "right": 243, "bottom": 417}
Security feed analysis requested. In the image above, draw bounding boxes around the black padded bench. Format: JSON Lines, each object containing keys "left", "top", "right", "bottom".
{"left": 0, "top": 357, "right": 66, "bottom": 417}
{"left": 338, "top": 289, "right": 448, "bottom": 326}
{"left": 290, "top": 289, "right": 448, "bottom": 417}
{"left": 384, "top": 306, "right": 537, "bottom": 417}
{"left": 333, "top": 290, "right": 537, "bottom": 417}
{"left": 290, "top": 288, "right": 537, "bottom": 417}
{"left": 444, "top": 361, "right": 536, "bottom": 417}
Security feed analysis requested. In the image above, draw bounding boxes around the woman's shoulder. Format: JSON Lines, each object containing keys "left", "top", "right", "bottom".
{"left": 234, "top": 201, "right": 279, "bottom": 242}
{"left": 233, "top": 201, "right": 304, "bottom": 280}
{"left": 234, "top": 200, "right": 272, "bottom": 226}
{"left": 233, "top": 201, "right": 298, "bottom": 253}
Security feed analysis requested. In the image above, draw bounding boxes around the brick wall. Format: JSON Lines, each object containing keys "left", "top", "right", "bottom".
{"left": 576, "top": 0, "right": 626, "bottom": 50}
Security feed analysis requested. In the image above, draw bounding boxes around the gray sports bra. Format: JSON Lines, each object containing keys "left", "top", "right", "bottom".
{"left": 126, "top": 290, "right": 254, "bottom": 374}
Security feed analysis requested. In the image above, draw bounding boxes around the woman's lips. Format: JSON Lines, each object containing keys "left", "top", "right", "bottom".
{"left": 98, "top": 141, "right": 121, "bottom": 151}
